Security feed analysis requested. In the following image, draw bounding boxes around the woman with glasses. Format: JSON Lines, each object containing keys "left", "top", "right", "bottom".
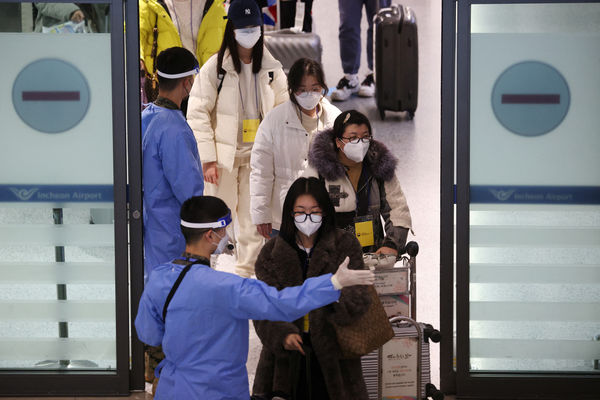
{"left": 308, "top": 110, "right": 412, "bottom": 255}
{"left": 251, "top": 177, "right": 371, "bottom": 400}
{"left": 250, "top": 58, "right": 341, "bottom": 240}
{"left": 187, "top": 0, "right": 288, "bottom": 278}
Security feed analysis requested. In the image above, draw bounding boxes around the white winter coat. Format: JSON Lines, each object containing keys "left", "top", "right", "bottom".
{"left": 187, "top": 48, "right": 289, "bottom": 172}
{"left": 250, "top": 98, "right": 341, "bottom": 229}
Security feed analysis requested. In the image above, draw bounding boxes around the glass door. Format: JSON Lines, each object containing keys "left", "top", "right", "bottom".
{"left": 445, "top": 0, "right": 600, "bottom": 398}
{"left": 0, "top": 0, "right": 130, "bottom": 395}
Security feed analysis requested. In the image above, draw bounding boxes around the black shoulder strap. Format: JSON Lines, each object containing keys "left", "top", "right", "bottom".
{"left": 268, "top": 71, "right": 274, "bottom": 84}
{"left": 201, "top": 0, "right": 214, "bottom": 19}
{"left": 217, "top": 71, "right": 226, "bottom": 94}
{"left": 162, "top": 260, "right": 201, "bottom": 321}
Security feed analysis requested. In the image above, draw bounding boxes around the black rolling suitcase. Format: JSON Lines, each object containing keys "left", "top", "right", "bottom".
{"left": 374, "top": 4, "right": 418, "bottom": 120}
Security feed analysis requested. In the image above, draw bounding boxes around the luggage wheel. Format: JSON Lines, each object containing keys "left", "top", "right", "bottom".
{"left": 426, "top": 383, "right": 445, "bottom": 400}
{"left": 379, "top": 108, "right": 386, "bottom": 120}
{"left": 408, "top": 110, "right": 415, "bottom": 120}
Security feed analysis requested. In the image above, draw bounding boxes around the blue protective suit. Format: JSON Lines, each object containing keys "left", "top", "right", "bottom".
{"left": 135, "top": 259, "right": 341, "bottom": 400}
{"left": 142, "top": 104, "right": 204, "bottom": 277}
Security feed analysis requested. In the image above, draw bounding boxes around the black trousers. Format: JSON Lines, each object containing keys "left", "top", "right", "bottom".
{"left": 291, "top": 334, "right": 330, "bottom": 400}
{"left": 279, "top": 0, "right": 313, "bottom": 32}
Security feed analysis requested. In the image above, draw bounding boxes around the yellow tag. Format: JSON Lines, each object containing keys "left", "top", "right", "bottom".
{"left": 303, "top": 314, "right": 310, "bottom": 333}
{"left": 242, "top": 118, "right": 260, "bottom": 143}
{"left": 355, "top": 220, "right": 375, "bottom": 247}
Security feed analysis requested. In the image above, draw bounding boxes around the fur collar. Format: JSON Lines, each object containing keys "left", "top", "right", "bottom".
{"left": 308, "top": 128, "right": 398, "bottom": 182}
{"left": 267, "top": 231, "right": 340, "bottom": 285}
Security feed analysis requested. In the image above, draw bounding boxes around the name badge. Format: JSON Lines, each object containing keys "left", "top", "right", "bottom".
{"left": 243, "top": 118, "right": 260, "bottom": 143}
{"left": 354, "top": 215, "right": 375, "bottom": 247}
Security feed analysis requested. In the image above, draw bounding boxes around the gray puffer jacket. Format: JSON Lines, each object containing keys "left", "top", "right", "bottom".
{"left": 308, "top": 128, "right": 412, "bottom": 252}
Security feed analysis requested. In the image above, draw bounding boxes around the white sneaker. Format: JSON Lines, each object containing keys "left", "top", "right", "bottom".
{"left": 358, "top": 73, "right": 375, "bottom": 97}
{"left": 331, "top": 76, "right": 360, "bottom": 101}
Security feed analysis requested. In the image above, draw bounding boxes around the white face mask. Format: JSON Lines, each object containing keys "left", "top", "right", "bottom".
{"left": 342, "top": 140, "right": 370, "bottom": 163}
{"left": 234, "top": 27, "right": 261, "bottom": 49}
{"left": 294, "top": 214, "right": 322, "bottom": 237}
{"left": 294, "top": 92, "right": 322, "bottom": 111}
{"left": 212, "top": 230, "right": 229, "bottom": 255}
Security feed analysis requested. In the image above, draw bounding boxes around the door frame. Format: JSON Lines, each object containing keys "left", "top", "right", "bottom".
{"left": 0, "top": 0, "right": 134, "bottom": 395}
{"left": 440, "top": 0, "right": 600, "bottom": 398}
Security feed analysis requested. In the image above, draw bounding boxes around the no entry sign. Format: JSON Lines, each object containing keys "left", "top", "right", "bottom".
{"left": 12, "top": 58, "right": 90, "bottom": 134}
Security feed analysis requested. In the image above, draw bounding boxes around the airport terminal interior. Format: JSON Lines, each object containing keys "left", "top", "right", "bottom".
{"left": 0, "top": 0, "right": 598, "bottom": 399}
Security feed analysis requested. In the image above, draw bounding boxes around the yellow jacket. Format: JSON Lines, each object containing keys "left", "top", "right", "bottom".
{"left": 139, "top": 0, "right": 226, "bottom": 73}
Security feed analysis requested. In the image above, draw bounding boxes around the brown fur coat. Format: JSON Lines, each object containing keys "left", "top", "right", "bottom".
{"left": 252, "top": 229, "right": 371, "bottom": 399}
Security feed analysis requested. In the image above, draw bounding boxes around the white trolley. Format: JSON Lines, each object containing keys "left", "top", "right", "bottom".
{"left": 361, "top": 242, "right": 444, "bottom": 400}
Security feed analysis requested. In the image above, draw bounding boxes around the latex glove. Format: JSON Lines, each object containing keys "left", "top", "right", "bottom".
{"left": 331, "top": 256, "right": 375, "bottom": 289}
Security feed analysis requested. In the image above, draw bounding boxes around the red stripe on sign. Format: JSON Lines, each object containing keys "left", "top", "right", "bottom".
{"left": 502, "top": 94, "right": 560, "bottom": 104}
{"left": 22, "top": 91, "right": 80, "bottom": 101}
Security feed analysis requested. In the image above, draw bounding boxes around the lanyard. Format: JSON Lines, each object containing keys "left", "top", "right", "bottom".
{"left": 239, "top": 72, "right": 259, "bottom": 117}
{"left": 170, "top": 0, "right": 195, "bottom": 53}
{"left": 354, "top": 164, "right": 373, "bottom": 216}
{"left": 298, "top": 103, "right": 321, "bottom": 132}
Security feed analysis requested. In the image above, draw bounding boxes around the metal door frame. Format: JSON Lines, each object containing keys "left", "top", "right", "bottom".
{"left": 441, "top": 0, "right": 600, "bottom": 398}
{"left": 0, "top": 0, "right": 142, "bottom": 395}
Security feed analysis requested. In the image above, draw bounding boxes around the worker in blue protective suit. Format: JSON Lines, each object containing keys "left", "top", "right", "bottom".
{"left": 135, "top": 195, "right": 375, "bottom": 400}
{"left": 142, "top": 47, "right": 204, "bottom": 279}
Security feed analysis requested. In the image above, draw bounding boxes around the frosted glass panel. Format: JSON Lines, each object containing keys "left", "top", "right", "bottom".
{"left": 469, "top": 3, "right": 600, "bottom": 373}
{"left": 0, "top": 2, "right": 115, "bottom": 371}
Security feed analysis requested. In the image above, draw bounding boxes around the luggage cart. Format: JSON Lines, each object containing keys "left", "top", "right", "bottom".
{"left": 361, "top": 242, "right": 443, "bottom": 399}
{"left": 379, "top": 316, "right": 443, "bottom": 400}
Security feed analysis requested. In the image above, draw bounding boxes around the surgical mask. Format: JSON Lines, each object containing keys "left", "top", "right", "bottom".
{"left": 294, "top": 92, "right": 322, "bottom": 110}
{"left": 234, "top": 27, "right": 261, "bottom": 49}
{"left": 294, "top": 218, "right": 322, "bottom": 237}
{"left": 212, "top": 230, "right": 229, "bottom": 255}
{"left": 342, "top": 141, "right": 370, "bottom": 163}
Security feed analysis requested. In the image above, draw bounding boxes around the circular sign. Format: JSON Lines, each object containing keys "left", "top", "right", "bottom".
{"left": 12, "top": 58, "right": 90, "bottom": 134}
{"left": 491, "top": 61, "right": 570, "bottom": 137}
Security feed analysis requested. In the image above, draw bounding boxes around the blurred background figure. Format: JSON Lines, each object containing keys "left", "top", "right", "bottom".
{"left": 330, "top": 0, "right": 390, "bottom": 101}
{"left": 139, "top": 0, "right": 227, "bottom": 104}
{"left": 33, "top": 3, "right": 110, "bottom": 33}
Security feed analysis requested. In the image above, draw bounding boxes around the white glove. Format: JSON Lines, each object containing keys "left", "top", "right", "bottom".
{"left": 331, "top": 256, "right": 375, "bottom": 289}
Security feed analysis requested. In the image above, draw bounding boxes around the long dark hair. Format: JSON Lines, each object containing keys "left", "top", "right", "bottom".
{"left": 279, "top": 177, "right": 336, "bottom": 246}
{"left": 217, "top": 20, "right": 264, "bottom": 75}
{"left": 288, "top": 58, "right": 327, "bottom": 108}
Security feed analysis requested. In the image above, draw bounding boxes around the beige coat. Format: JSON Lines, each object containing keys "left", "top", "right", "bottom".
{"left": 187, "top": 48, "right": 289, "bottom": 172}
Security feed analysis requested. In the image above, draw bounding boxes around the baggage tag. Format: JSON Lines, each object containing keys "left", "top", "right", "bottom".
{"left": 381, "top": 336, "right": 419, "bottom": 398}
{"left": 354, "top": 215, "right": 375, "bottom": 247}
{"left": 243, "top": 118, "right": 260, "bottom": 143}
